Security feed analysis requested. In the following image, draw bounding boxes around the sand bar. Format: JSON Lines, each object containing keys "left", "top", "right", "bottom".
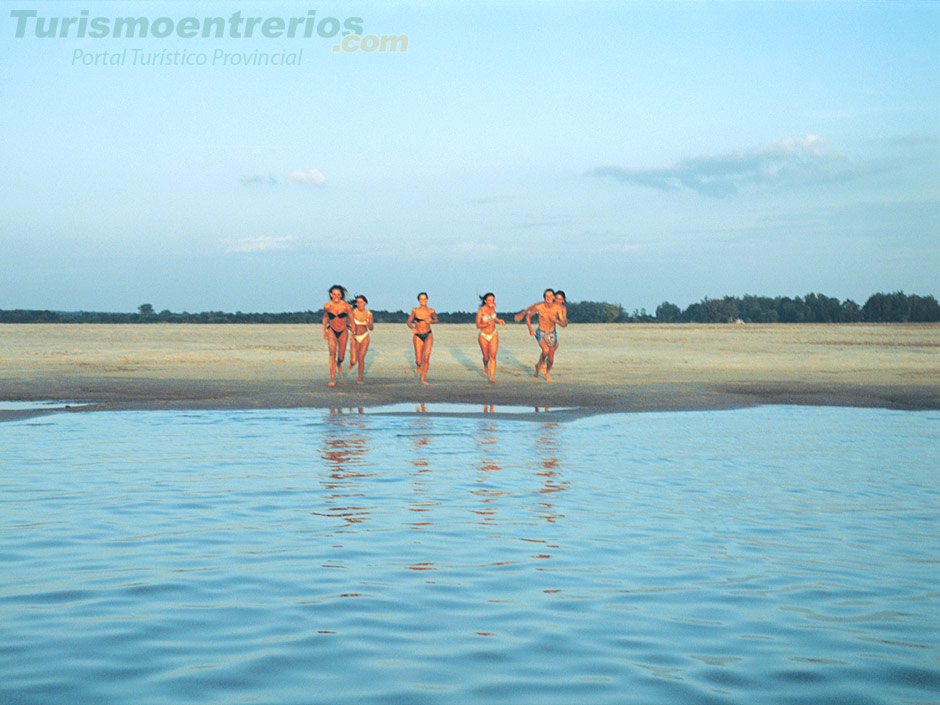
{"left": 1, "top": 323, "right": 938, "bottom": 420}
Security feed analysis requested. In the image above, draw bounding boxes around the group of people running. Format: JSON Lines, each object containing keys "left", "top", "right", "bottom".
{"left": 322, "top": 286, "right": 568, "bottom": 386}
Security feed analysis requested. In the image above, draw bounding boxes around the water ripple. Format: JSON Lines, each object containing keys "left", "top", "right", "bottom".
{"left": 0, "top": 406, "right": 937, "bottom": 704}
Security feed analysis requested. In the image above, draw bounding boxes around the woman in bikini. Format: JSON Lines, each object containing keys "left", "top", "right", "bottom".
{"left": 549, "top": 290, "right": 568, "bottom": 373}
{"left": 407, "top": 292, "right": 438, "bottom": 385}
{"left": 475, "top": 292, "right": 506, "bottom": 383}
{"left": 348, "top": 294, "right": 373, "bottom": 384}
{"left": 322, "top": 284, "right": 353, "bottom": 387}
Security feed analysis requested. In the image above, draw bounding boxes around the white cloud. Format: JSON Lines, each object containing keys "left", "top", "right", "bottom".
{"left": 773, "top": 134, "right": 826, "bottom": 155}
{"left": 240, "top": 173, "right": 278, "bottom": 186}
{"left": 588, "top": 134, "right": 848, "bottom": 197}
{"left": 898, "top": 133, "right": 938, "bottom": 145}
{"left": 290, "top": 168, "right": 327, "bottom": 186}
{"left": 221, "top": 235, "right": 299, "bottom": 254}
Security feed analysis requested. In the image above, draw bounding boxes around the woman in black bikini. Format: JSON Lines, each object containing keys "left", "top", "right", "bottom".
{"left": 407, "top": 292, "right": 438, "bottom": 385}
{"left": 322, "top": 284, "right": 353, "bottom": 387}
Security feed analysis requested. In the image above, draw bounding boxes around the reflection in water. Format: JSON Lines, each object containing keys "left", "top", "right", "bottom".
{"left": 4, "top": 407, "right": 937, "bottom": 705}
{"left": 407, "top": 414, "right": 438, "bottom": 531}
{"left": 472, "top": 419, "right": 505, "bottom": 524}
{"left": 533, "top": 421, "right": 568, "bottom": 523}
{"left": 314, "top": 408, "right": 374, "bottom": 527}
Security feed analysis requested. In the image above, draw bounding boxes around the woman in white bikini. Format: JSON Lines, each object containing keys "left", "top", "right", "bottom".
{"left": 322, "top": 284, "right": 353, "bottom": 387}
{"left": 475, "top": 292, "right": 506, "bottom": 383}
{"left": 348, "top": 294, "right": 373, "bottom": 384}
{"left": 406, "top": 292, "right": 438, "bottom": 385}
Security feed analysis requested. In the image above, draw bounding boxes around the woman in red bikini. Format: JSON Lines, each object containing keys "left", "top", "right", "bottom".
{"left": 407, "top": 292, "right": 438, "bottom": 385}
{"left": 322, "top": 284, "right": 353, "bottom": 386}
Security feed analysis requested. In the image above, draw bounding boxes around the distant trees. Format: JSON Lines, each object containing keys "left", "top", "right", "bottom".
{"left": 565, "top": 300, "right": 624, "bottom": 323}
{"left": 862, "top": 292, "right": 940, "bottom": 322}
{"left": 655, "top": 301, "right": 681, "bottom": 323}
{"left": 1, "top": 292, "right": 937, "bottom": 324}
{"left": 652, "top": 292, "right": 938, "bottom": 324}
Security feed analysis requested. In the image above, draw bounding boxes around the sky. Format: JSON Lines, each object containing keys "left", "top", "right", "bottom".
{"left": 1, "top": 0, "right": 938, "bottom": 314}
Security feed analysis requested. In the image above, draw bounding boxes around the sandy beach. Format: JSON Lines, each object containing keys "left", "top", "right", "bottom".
{"left": 1, "top": 323, "right": 938, "bottom": 420}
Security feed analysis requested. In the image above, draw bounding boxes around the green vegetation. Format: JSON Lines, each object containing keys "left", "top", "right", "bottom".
{"left": 1, "top": 292, "right": 937, "bottom": 324}
{"left": 655, "top": 292, "right": 940, "bottom": 323}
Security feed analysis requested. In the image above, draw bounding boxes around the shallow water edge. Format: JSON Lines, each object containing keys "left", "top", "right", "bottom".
{"left": 2, "top": 405, "right": 938, "bottom": 705}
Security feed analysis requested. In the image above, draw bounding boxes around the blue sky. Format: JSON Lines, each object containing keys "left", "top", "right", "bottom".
{"left": 2, "top": 1, "right": 937, "bottom": 313}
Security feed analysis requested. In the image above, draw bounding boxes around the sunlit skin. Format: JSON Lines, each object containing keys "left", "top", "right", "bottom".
{"left": 348, "top": 296, "right": 374, "bottom": 384}
{"left": 549, "top": 291, "right": 568, "bottom": 373}
{"left": 322, "top": 286, "right": 353, "bottom": 387}
{"left": 515, "top": 289, "right": 567, "bottom": 382}
{"left": 476, "top": 294, "right": 507, "bottom": 383}
{"left": 406, "top": 293, "right": 438, "bottom": 385}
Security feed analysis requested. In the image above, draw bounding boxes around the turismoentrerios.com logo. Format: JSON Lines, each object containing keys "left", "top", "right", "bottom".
{"left": 8, "top": 9, "right": 408, "bottom": 52}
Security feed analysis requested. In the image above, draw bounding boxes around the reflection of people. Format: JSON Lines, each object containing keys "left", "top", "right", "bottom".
{"left": 320, "top": 410, "right": 372, "bottom": 525}
{"left": 407, "top": 292, "right": 438, "bottom": 385}
{"left": 474, "top": 419, "right": 503, "bottom": 522}
{"left": 322, "top": 284, "right": 353, "bottom": 387}
{"left": 475, "top": 292, "right": 506, "bottom": 383}
{"left": 515, "top": 289, "right": 567, "bottom": 381}
{"left": 348, "top": 294, "right": 373, "bottom": 384}
{"left": 534, "top": 421, "right": 568, "bottom": 523}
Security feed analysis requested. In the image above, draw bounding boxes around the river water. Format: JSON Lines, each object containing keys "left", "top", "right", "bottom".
{"left": 1, "top": 405, "right": 938, "bottom": 704}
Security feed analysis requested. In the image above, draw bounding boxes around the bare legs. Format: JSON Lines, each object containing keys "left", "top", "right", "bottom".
{"left": 534, "top": 338, "right": 555, "bottom": 382}
{"left": 478, "top": 334, "right": 499, "bottom": 383}
{"left": 413, "top": 334, "right": 433, "bottom": 384}
{"left": 350, "top": 336, "right": 369, "bottom": 383}
{"left": 326, "top": 330, "right": 348, "bottom": 386}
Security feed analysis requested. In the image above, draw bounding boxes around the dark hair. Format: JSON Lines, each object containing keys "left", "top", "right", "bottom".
{"left": 543, "top": 288, "right": 555, "bottom": 297}
{"left": 329, "top": 284, "right": 348, "bottom": 298}
{"left": 355, "top": 294, "right": 368, "bottom": 305}
{"left": 417, "top": 292, "right": 428, "bottom": 301}
{"left": 554, "top": 290, "right": 566, "bottom": 301}
{"left": 479, "top": 292, "right": 495, "bottom": 305}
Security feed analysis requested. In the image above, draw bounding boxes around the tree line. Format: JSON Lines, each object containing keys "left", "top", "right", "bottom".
{"left": 1, "top": 291, "right": 937, "bottom": 324}
{"left": 653, "top": 292, "right": 940, "bottom": 323}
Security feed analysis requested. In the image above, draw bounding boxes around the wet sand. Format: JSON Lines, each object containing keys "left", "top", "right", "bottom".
{"left": 1, "top": 323, "right": 938, "bottom": 420}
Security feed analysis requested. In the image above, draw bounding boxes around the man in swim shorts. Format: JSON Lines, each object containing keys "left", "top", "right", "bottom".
{"left": 518, "top": 288, "right": 566, "bottom": 381}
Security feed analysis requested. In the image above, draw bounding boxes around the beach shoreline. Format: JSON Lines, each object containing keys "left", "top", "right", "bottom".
{"left": 2, "top": 323, "right": 937, "bottom": 421}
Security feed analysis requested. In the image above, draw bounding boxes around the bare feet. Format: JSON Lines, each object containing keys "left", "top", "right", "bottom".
{"left": 328, "top": 381, "right": 336, "bottom": 387}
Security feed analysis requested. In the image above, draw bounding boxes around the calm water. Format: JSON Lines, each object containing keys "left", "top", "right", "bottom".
{"left": 1, "top": 405, "right": 938, "bottom": 705}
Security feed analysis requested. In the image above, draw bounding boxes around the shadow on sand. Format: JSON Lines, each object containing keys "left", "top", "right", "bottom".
{"left": 448, "top": 343, "right": 536, "bottom": 379}
{"left": 448, "top": 346, "right": 486, "bottom": 378}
